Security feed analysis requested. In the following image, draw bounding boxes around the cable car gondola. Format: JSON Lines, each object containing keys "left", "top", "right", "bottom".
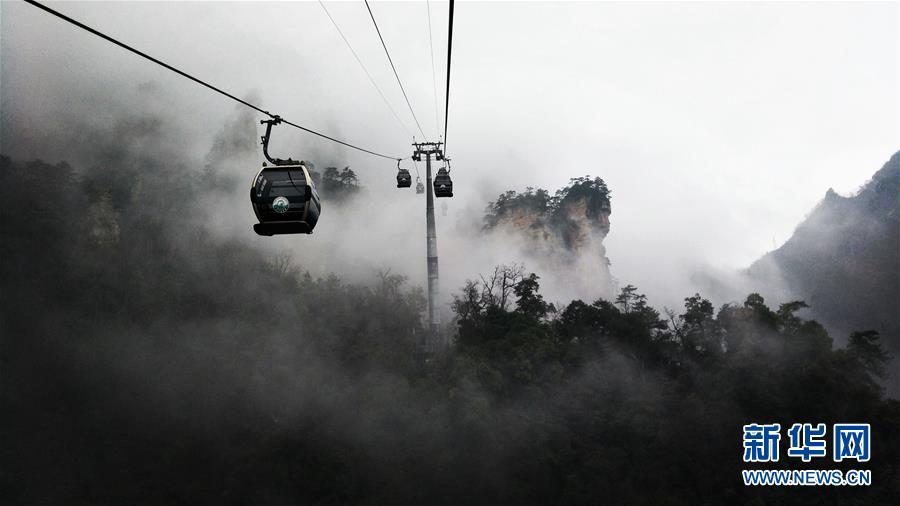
{"left": 433, "top": 164, "right": 453, "bottom": 198}
{"left": 415, "top": 177, "right": 425, "bottom": 194}
{"left": 397, "top": 160, "right": 412, "bottom": 188}
{"left": 251, "top": 118, "right": 321, "bottom": 236}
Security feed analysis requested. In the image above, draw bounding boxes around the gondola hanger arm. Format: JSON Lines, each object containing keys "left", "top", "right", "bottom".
{"left": 260, "top": 117, "right": 300, "bottom": 166}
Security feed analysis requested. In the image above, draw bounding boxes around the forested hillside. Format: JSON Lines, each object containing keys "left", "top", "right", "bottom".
{"left": 2, "top": 153, "right": 898, "bottom": 505}
{"left": 748, "top": 152, "right": 900, "bottom": 392}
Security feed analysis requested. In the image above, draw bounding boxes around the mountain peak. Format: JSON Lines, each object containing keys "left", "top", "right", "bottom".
{"left": 747, "top": 151, "right": 899, "bottom": 379}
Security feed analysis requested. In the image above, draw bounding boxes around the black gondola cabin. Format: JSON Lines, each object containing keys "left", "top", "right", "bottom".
{"left": 250, "top": 163, "right": 321, "bottom": 235}
{"left": 397, "top": 168, "right": 412, "bottom": 188}
{"left": 433, "top": 167, "right": 453, "bottom": 198}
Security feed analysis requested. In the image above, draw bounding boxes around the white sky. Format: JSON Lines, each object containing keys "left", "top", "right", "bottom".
{"left": 2, "top": 1, "right": 898, "bottom": 307}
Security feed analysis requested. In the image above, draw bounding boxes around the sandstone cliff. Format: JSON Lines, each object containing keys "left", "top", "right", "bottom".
{"left": 483, "top": 177, "right": 615, "bottom": 301}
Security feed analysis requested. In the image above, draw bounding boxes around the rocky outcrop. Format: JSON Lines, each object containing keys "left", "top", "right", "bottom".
{"left": 484, "top": 177, "right": 615, "bottom": 301}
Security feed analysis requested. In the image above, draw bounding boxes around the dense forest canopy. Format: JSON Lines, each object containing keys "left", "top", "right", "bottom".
{"left": 311, "top": 165, "right": 361, "bottom": 202}
{"left": 2, "top": 153, "right": 898, "bottom": 505}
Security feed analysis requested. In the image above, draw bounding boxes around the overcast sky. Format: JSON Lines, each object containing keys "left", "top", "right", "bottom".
{"left": 2, "top": 0, "right": 898, "bottom": 307}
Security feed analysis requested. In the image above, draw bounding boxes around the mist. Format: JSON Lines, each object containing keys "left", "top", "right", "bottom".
{"left": 2, "top": 1, "right": 899, "bottom": 504}
{"left": 3, "top": 1, "right": 898, "bottom": 311}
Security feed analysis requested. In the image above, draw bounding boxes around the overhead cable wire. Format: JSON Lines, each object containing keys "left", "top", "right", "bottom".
{"left": 318, "top": 0, "right": 412, "bottom": 139}
{"left": 23, "top": 0, "right": 403, "bottom": 161}
{"left": 443, "top": 0, "right": 455, "bottom": 153}
{"left": 363, "top": 0, "right": 427, "bottom": 140}
{"left": 426, "top": 0, "right": 441, "bottom": 139}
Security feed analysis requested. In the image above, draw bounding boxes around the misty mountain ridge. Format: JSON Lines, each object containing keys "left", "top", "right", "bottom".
{"left": 748, "top": 151, "right": 899, "bottom": 349}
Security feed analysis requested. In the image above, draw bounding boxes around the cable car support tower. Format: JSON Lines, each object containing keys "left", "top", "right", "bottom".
{"left": 412, "top": 141, "right": 445, "bottom": 356}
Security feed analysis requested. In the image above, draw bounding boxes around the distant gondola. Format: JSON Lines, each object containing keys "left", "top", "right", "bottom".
{"left": 433, "top": 167, "right": 453, "bottom": 198}
{"left": 397, "top": 164, "right": 412, "bottom": 188}
{"left": 251, "top": 117, "right": 321, "bottom": 236}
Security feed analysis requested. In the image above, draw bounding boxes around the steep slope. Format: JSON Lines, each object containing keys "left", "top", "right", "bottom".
{"left": 749, "top": 151, "right": 899, "bottom": 353}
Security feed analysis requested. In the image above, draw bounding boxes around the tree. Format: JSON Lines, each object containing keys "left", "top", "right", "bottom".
{"left": 848, "top": 330, "right": 891, "bottom": 378}
{"left": 479, "top": 264, "right": 525, "bottom": 311}
{"left": 678, "top": 293, "right": 722, "bottom": 358}
{"left": 320, "top": 166, "right": 361, "bottom": 201}
{"left": 776, "top": 300, "right": 810, "bottom": 334}
{"left": 514, "top": 273, "right": 551, "bottom": 320}
{"left": 452, "top": 279, "right": 483, "bottom": 322}
{"left": 338, "top": 166, "right": 358, "bottom": 187}
{"left": 615, "top": 284, "right": 640, "bottom": 313}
